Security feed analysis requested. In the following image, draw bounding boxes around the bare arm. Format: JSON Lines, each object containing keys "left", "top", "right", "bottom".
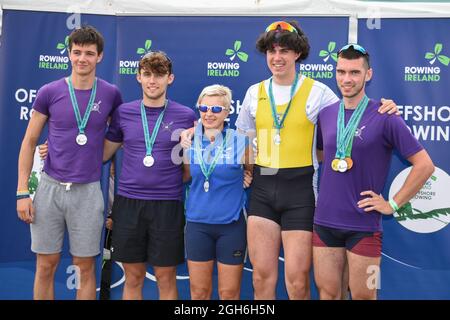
{"left": 358, "top": 149, "right": 435, "bottom": 214}
{"left": 182, "top": 163, "right": 191, "bottom": 183}
{"left": 17, "top": 111, "right": 48, "bottom": 223}
{"left": 103, "top": 139, "right": 122, "bottom": 162}
{"left": 181, "top": 143, "right": 192, "bottom": 183}
{"left": 241, "top": 144, "right": 254, "bottom": 188}
{"left": 316, "top": 149, "right": 323, "bottom": 163}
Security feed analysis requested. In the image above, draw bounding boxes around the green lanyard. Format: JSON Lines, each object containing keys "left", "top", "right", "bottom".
{"left": 67, "top": 77, "right": 97, "bottom": 145}
{"left": 332, "top": 95, "right": 369, "bottom": 173}
{"left": 140, "top": 99, "right": 168, "bottom": 167}
{"left": 194, "top": 125, "right": 230, "bottom": 192}
{"left": 336, "top": 95, "right": 369, "bottom": 159}
{"left": 268, "top": 72, "right": 299, "bottom": 145}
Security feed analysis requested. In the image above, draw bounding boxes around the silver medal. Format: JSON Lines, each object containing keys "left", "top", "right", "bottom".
{"left": 203, "top": 180, "right": 210, "bottom": 192}
{"left": 337, "top": 159, "right": 348, "bottom": 173}
{"left": 143, "top": 155, "right": 155, "bottom": 167}
{"left": 273, "top": 134, "right": 281, "bottom": 145}
{"left": 76, "top": 133, "right": 87, "bottom": 146}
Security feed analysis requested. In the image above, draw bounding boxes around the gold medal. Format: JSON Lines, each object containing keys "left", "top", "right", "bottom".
{"left": 345, "top": 157, "right": 353, "bottom": 170}
{"left": 331, "top": 159, "right": 340, "bottom": 171}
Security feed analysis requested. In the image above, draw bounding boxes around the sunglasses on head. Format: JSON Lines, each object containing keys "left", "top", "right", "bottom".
{"left": 265, "top": 21, "right": 298, "bottom": 34}
{"left": 198, "top": 105, "right": 228, "bottom": 113}
{"left": 338, "top": 43, "right": 368, "bottom": 55}
{"left": 142, "top": 50, "right": 172, "bottom": 63}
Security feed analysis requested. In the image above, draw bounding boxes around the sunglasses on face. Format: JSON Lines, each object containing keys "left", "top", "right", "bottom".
{"left": 338, "top": 43, "right": 368, "bottom": 55}
{"left": 198, "top": 105, "right": 228, "bottom": 113}
{"left": 265, "top": 21, "right": 298, "bottom": 34}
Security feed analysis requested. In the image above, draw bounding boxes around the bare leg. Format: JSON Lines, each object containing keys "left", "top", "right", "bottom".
{"left": 247, "top": 216, "right": 281, "bottom": 300}
{"left": 313, "top": 247, "right": 346, "bottom": 300}
{"left": 347, "top": 251, "right": 380, "bottom": 300}
{"left": 154, "top": 266, "right": 178, "bottom": 300}
{"left": 187, "top": 260, "right": 214, "bottom": 300}
{"left": 73, "top": 256, "right": 97, "bottom": 300}
{"left": 34, "top": 253, "right": 60, "bottom": 300}
{"left": 122, "top": 262, "right": 146, "bottom": 300}
{"left": 282, "top": 230, "right": 312, "bottom": 300}
{"left": 217, "top": 262, "right": 243, "bottom": 300}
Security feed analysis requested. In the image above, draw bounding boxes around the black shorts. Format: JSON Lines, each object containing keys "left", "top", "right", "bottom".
{"left": 111, "top": 195, "right": 185, "bottom": 266}
{"left": 248, "top": 165, "right": 315, "bottom": 231}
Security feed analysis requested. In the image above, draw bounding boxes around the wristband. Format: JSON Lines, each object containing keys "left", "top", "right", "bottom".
{"left": 389, "top": 199, "right": 399, "bottom": 212}
{"left": 17, "top": 194, "right": 30, "bottom": 200}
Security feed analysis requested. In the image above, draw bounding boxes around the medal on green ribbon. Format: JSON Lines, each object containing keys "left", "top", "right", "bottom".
{"left": 268, "top": 73, "right": 299, "bottom": 145}
{"left": 332, "top": 95, "right": 369, "bottom": 173}
{"left": 141, "top": 99, "right": 168, "bottom": 167}
{"left": 194, "top": 124, "right": 230, "bottom": 192}
{"left": 67, "top": 77, "right": 98, "bottom": 146}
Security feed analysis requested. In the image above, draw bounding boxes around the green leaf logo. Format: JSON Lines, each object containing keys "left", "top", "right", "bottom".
{"left": 225, "top": 40, "right": 248, "bottom": 62}
{"left": 137, "top": 39, "right": 152, "bottom": 56}
{"left": 56, "top": 36, "right": 69, "bottom": 55}
{"left": 425, "top": 43, "right": 449, "bottom": 66}
{"left": 28, "top": 171, "right": 39, "bottom": 195}
{"left": 395, "top": 202, "right": 450, "bottom": 223}
{"left": 319, "top": 41, "right": 337, "bottom": 62}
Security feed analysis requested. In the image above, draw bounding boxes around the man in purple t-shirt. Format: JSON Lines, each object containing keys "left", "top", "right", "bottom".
{"left": 103, "top": 51, "right": 196, "bottom": 300}
{"left": 312, "top": 44, "right": 434, "bottom": 300}
{"left": 16, "top": 26, "right": 122, "bottom": 300}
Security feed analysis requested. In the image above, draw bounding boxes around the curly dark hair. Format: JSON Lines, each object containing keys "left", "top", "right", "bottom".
{"left": 256, "top": 20, "right": 310, "bottom": 62}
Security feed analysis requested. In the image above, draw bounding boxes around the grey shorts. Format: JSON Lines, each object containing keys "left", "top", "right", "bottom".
{"left": 31, "top": 172, "right": 105, "bottom": 257}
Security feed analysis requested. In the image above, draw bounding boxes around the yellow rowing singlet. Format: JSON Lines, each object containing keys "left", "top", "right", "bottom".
{"left": 255, "top": 77, "right": 314, "bottom": 168}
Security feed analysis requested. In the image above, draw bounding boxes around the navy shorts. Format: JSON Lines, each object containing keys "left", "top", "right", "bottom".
{"left": 249, "top": 165, "right": 315, "bottom": 231}
{"left": 111, "top": 195, "right": 185, "bottom": 266}
{"left": 312, "top": 224, "right": 382, "bottom": 258}
{"left": 185, "top": 212, "right": 247, "bottom": 265}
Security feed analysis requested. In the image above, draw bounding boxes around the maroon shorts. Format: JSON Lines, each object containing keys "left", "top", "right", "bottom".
{"left": 313, "top": 224, "right": 382, "bottom": 258}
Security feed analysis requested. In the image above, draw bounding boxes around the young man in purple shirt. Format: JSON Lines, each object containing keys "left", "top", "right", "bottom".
{"left": 313, "top": 44, "right": 434, "bottom": 300}
{"left": 16, "top": 26, "right": 123, "bottom": 300}
{"left": 103, "top": 51, "right": 196, "bottom": 300}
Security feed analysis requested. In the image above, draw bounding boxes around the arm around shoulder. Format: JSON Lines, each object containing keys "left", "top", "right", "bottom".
{"left": 103, "top": 139, "right": 122, "bottom": 163}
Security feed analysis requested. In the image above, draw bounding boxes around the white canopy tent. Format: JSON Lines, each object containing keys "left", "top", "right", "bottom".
{"left": 1, "top": 0, "right": 450, "bottom": 16}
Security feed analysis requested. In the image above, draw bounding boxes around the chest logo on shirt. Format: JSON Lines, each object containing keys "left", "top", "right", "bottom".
{"left": 355, "top": 125, "right": 366, "bottom": 140}
{"left": 198, "top": 146, "right": 233, "bottom": 162}
{"left": 162, "top": 121, "right": 174, "bottom": 132}
{"left": 92, "top": 100, "right": 102, "bottom": 113}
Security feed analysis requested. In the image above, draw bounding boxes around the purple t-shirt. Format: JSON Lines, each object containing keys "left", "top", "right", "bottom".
{"left": 32, "top": 78, "right": 123, "bottom": 183}
{"left": 106, "top": 99, "right": 196, "bottom": 200}
{"left": 315, "top": 99, "right": 423, "bottom": 232}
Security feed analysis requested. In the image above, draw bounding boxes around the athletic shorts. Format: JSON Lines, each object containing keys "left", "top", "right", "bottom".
{"left": 248, "top": 165, "right": 315, "bottom": 231}
{"left": 111, "top": 195, "right": 185, "bottom": 267}
{"left": 31, "top": 172, "right": 105, "bottom": 257}
{"left": 312, "top": 224, "right": 383, "bottom": 258}
{"left": 185, "top": 212, "right": 247, "bottom": 265}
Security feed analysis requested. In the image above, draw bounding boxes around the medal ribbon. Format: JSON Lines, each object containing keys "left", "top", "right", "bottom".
{"left": 194, "top": 124, "right": 230, "bottom": 184}
{"left": 67, "top": 77, "right": 97, "bottom": 135}
{"left": 268, "top": 72, "right": 299, "bottom": 136}
{"left": 335, "top": 95, "right": 369, "bottom": 159}
{"left": 140, "top": 99, "right": 168, "bottom": 156}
